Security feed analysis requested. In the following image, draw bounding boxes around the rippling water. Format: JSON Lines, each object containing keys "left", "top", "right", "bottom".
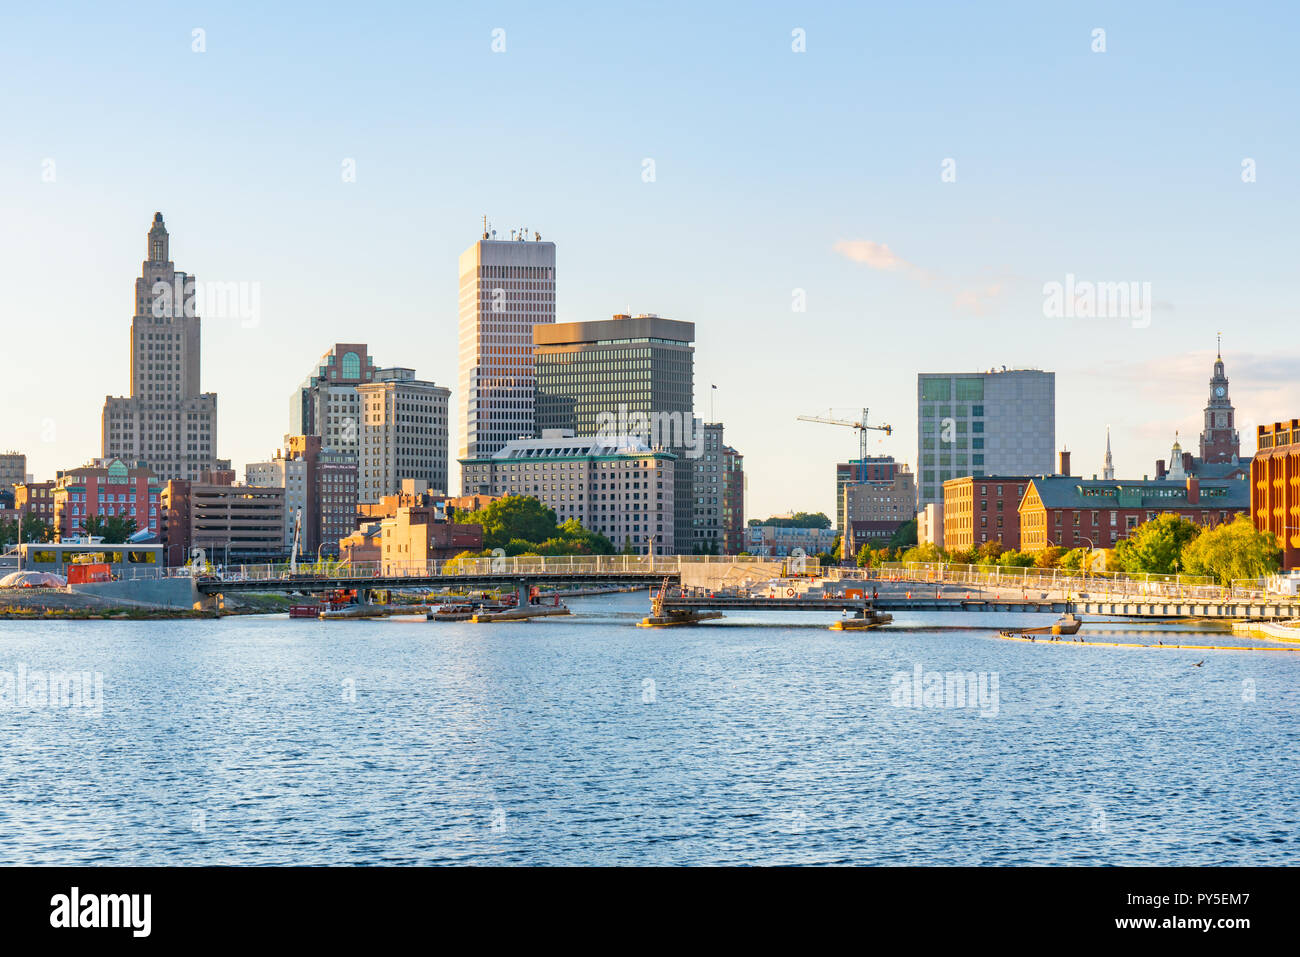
{"left": 1, "top": 590, "right": 1297, "bottom": 865}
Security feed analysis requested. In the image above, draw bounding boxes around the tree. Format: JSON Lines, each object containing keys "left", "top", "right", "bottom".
{"left": 946, "top": 546, "right": 977, "bottom": 566}
{"left": 455, "top": 495, "right": 558, "bottom": 550}
{"left": 998, "top": 550, "right": 1036, "bottom": 568}
{"left": 888, "top": 519, "right": 919, "bottom": 550}
{"left": 1114, "top": 514, "right": 1202, "bottom": 575}
{"left": 856, "top": 544, "right": 871, "bottom": 567}
{"left": 900, "top": 542, "right": 944, "bottom": 565}
{"left": 976, "top": 540, "right": 1005, "bottom": 564}
{"left": 1180, "top": 516, "right": 1281, "bottom": 586}
{"left": 81, "top": 515, "right": 139, "bottom": 544}
{"left": 1033, "top": 545, "right": 1064, "bottom": 568}
{"left": 748, "top": 512, "right": 831, "bottom": 529}
{"left": 557, "top": 518, "right": 615, "bottom": 555}
{"left": 1059, "top": 547, "right": 1088, "bottom": 571}
{"left": 0, "top": 514, "right": 52, "bottom": 545}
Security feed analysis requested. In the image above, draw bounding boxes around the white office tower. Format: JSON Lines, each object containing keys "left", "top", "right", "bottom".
{"left": 457, "top": 225, "right": 556, "bottom": 489}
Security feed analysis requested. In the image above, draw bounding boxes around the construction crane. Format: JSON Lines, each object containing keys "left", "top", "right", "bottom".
{"left": 797, "top": 408, "right": 893, "bottom": 484}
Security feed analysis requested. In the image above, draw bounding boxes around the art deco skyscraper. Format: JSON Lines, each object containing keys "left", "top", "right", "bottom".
{"left": 457, "top": 226, "right": 556, "bottom": 488}
{"left": 102, "top": 213, "right": 218, "bottom": 481}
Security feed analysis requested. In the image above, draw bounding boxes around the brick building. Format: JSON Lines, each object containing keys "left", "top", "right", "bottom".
{"left": 1020, "top": 475, "right": 1248, "bottom": 551}
{"left": 52, "top": 458, "right": 162, "bottom": 541}
{"left": 1251, "top": 419, "right": 1300, "bottom": 571}
{"left": 942, "top": 475, "right": 1033, "bottom": 552}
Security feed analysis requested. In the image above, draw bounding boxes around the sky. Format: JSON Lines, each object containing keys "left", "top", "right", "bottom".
{"left": 2, "top": 1, "right": 1298, "bottom": 520}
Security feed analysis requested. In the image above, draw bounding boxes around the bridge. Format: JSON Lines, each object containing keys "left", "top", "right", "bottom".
{"left": 95, "top": 555, "right": 1300, "bottom": 621}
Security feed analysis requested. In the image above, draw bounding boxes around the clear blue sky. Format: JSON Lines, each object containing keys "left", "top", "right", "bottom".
{"left": 2, "top": 1, "right": 1297, "bottom": 518}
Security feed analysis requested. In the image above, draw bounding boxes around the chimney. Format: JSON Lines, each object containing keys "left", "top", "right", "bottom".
{"left": 1058, "top": 448, "right": 1071, "bottom": 476}
{"left": 1186, "top": 475, "right": 1200, "bottom": 505}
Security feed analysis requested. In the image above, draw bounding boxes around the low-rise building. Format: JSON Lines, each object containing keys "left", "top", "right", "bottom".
{"left": 14, "top": 481, "right": 56, "bottom": 526}
{"left": 378, "top": 506, "right": 484, "bottom": 573}
{"left": 943, "top": 475, "right": 1032, "bottom": 552}
{"left": 745, "top": 524, "right": 837, "bottom": 558}
{"left": 1020, "top": 475, "right": 1248, "bottom": 551}
{"left": 460, "top": 431, "right": 676, "bottom": 555}
{"left": 918, "top": 503, "right": 944, "bottom": 548}
{"left": 1251, "top": 419, "right": 1300, "bottom": 570}
{"left": 52, "top": 458, "right": 162, "bottom": 541}
{"left": 162, "top": 475, "right": 286, "bottom": 565}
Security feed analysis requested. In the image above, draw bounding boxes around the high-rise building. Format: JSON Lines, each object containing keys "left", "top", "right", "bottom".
{"left": 533, "top": 314, "right": 696, "bottom": 551}
{"left": 688, "top": 423, "right": 729, "bottom": 553}
{"left": 357, "top": 368, "right": 451, "bottom": 503}
{"left": 459, "top": 431, "right": 677, "bottom": 555}
{"left": 721, "top": 442, "right": 745, "bottom": 554}
{"left": 457, "top": 228, "right": 557, "bottom": 471}
{"left": 102, "top": 213, "right": 219, "bottom": 481}
{"left": 289, "top": 343, "right": 378, "bottom": 457}
{"left": 916, "top": 369, "right": 1055, "bottom": 506}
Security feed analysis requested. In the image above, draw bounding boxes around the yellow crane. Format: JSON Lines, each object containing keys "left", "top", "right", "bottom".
{"left": 796, "top": 408, "right": 893, "bottom": 484}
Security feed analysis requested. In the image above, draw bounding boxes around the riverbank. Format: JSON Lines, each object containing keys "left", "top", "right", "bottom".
{"left": 0, "top": 587, "right": 293, "bottom": 620}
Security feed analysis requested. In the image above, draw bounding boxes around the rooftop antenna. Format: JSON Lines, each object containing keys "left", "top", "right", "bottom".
{"left": 482, "top": 214, "right": 488, "bottom": 239}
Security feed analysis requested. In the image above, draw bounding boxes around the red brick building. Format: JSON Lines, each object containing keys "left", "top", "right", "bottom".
{"left": 14, "top": 481, "right": 56, "bottom": 526}
{"left": 942, "top": 475, "right": 1032, "bottom": 551}
{"left": 52, "top": 458, "right": 161, "bottom": 541}
{"left": 1252, "top": 419, "right": 1300, "bottom": 571}
{"left": 1021, "top": 475, "right": 1248, "bottom": 551}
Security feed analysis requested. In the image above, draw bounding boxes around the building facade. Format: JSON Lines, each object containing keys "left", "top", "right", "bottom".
{"left": 1251, "top": 419, "right": 1300, "bottom": 571}
{"left": 13, "top": 481, "right": 55, "bottom": 526}
{"left": 0, "top": 452, "right": 27, "bottom": 494}
{"left": 288, "top": 343, "right": 378, "bottom": 457}
{"left": 835, "top": 457, "right": 901, "bottom": 534}
{"left": 52, "top": 458, "right": 162, "bottom": 541}
{"left": 841, "top": 464, "right": 916, "bottom": 543}
{"left": 460, "top": 432, "right": 676, "bottom": 555}
{"left": 744, "top": 524, "right": 837, "bottom": 558}
{"left": 916, "top": 369, "right": 1054, "bottom": 507}
{"left": 942, "top": 475, "right": 1032, "bottom": 552}
{"left": 248, "top": 435, "right": 359, "bottom": 557}
{"left": 722, "top": 443, "right": 745, "bottom": 554}
{"left": 457, "top": 230, "right": 557, "bottom": 468}
{"left": 358, "top": 369, "right": 451, "bottom": 502}
{"left": 1020, "top": 476, "right": 1248, "bottom": 551}
{"left": 377, "top": 506, "right": 485, "bottom": 574}
{"left": 533, "top": 314, "right": 696, "bottom": 552}
{"left": 102, "top": 213, "right": 219, "bottom": 482}
{"left": 918, "top": 502, "right": 944, "bottom": 548}
{"left": 162, "top": 477, "right": 286, "bottom": 565}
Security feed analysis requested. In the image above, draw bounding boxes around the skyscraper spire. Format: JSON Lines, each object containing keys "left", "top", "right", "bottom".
{"left": 1103, "top": 426, "right": 1114, "bottom": 480}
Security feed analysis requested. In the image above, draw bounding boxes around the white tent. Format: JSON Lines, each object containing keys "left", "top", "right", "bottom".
{"left": 0, "top": 571, "right": 67, "bottom": 588}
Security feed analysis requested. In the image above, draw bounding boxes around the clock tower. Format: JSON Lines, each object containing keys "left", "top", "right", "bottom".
{"left": 1199, "top": 335, "right": 1239, "bottom": 465}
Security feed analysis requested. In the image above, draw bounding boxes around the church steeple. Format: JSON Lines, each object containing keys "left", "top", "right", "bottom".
{"left": 1103, "top": 426, "right": 1115, "bottom": 480}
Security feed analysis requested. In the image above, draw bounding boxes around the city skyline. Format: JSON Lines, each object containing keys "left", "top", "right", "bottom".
{"left": 3, "top": 3, "right": 1299, "bottom": 519}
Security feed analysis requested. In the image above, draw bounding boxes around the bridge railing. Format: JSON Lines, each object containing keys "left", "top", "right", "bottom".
{"left": 847, "top": 562, "right": 1298, "bottom": 605}
{"left": 181, "top": 554, "right": 788, "bottom": 583}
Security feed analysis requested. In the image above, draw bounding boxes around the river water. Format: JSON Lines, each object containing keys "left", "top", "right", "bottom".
{"left": 0, "top": 590, "right": 1296, "bottom": 865}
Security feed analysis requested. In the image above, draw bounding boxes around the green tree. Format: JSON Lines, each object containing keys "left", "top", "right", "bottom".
{"left": 900, "top": 542, "right": 944, "bottom": 564}
{"left": 748, "top": 512, "right": 832, "bottom": 529}
{"left": 976, "top": 540, "right": 1005, "bottom": 565}
{"left": 946, "top": 545, "right": 977, "bottom": 565}
{"left": 888, "top": 519, "right": 919, "bottom": 550}
{"left": 855, "top": 544, "right": 871, "bottom": 567}
{"left": 1180, "top": 516, "right": 1281, "bottom": 586}
{"left": 82, "top": 515, "right": 139, "bottom": 544}
{"left": 455, "top": 495, "right": 558, "bottom": 550}
{"left": 1113, "top": 514, "right": 1202, "bottom": 575}
{"left": 557, "top": 518, "right": 615, "bottom": 555}
{"left": 998, "top": 550, "right": 1036, "bottom": 568}
{"left": 1058, "top": 546, "right": 1087, "bottom": 571}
